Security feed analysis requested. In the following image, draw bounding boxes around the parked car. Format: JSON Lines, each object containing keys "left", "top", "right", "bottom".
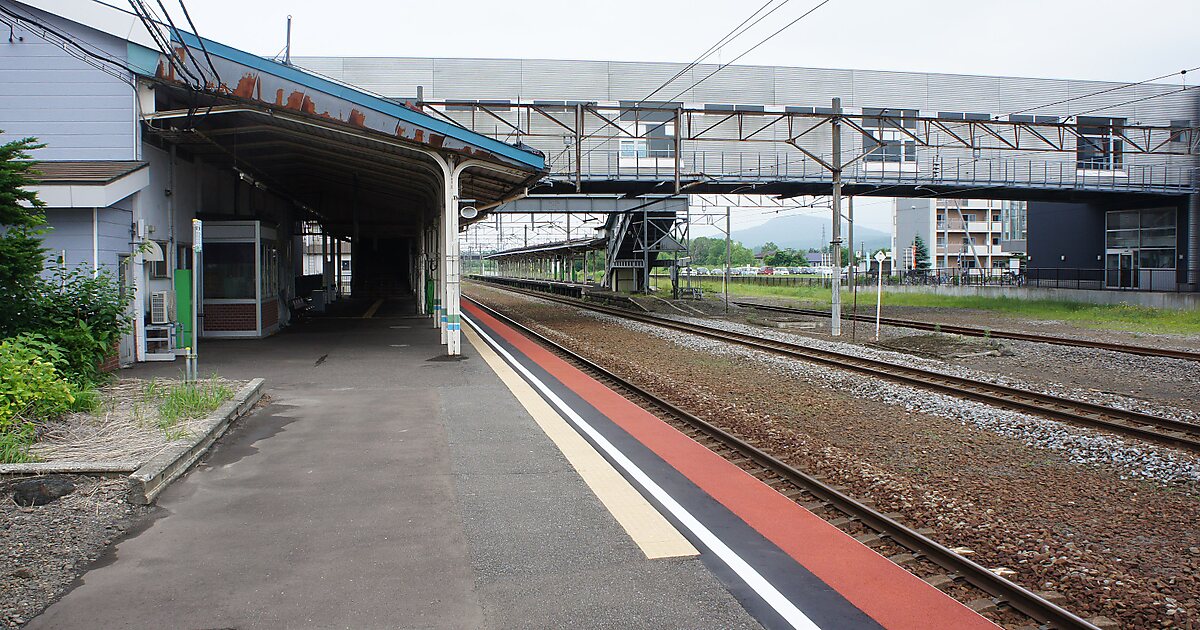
{"left": 761, "top": 267, "right": 774, "bottom": 275}
{"left": 775, "top": 267, "right": 790, "bottom": 275}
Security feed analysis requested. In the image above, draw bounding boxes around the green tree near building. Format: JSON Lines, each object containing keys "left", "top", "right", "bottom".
{"left": 912, "top": 235, "right": 932, "bottom": 270}
{"left": 0, "top": 134, "right": 47, "bottom": 336}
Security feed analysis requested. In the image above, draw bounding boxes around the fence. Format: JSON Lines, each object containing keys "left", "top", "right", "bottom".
{"left": 660, "top": 267, "right": 1186, "bottom": 293}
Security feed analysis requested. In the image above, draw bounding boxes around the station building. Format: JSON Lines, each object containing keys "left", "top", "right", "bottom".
{"left": 0, "top": 0, "right": 544, "bottom": 363}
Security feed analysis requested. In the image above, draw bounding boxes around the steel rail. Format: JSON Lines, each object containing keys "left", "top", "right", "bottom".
{"left": 471, "top": 280, "right": 1200, "bottom": 452}
{"left": 733, "top": 301, "right": 1200, "bottom": 362}
{"left": 464, "top": 293, "right": 1100, "bottom": 630}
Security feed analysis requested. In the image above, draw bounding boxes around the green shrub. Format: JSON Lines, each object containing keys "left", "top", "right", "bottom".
{"left": 0, "top": 134, "right": 48, "bottom": 340}
{"left": 0, "top": 334, "right": 78, "bottom": 463}
{"left": 35, "top": 265, "right": 132, "bottom": 385}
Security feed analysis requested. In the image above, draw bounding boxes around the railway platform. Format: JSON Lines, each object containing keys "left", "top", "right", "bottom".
{"left": 29, "top": 297, "right": 995, "bottom": 629}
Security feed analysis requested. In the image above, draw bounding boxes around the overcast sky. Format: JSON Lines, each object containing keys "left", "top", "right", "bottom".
{"left": 171, "top": 0, "right": 1198, "bottom": 237}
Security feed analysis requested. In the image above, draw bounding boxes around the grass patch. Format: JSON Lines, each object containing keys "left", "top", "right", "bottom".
{"left": 694, "top": 279, "right": 1200, "bottom": 335}
{"left": 0, "top": 423, "right": 36, "bottom": 464}
{"left": 139, "top": 377, "right": 234, "bottom": 439}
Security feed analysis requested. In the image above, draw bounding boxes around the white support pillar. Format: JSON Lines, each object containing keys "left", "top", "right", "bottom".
{"left": 434, "top": 222, "right": 444, "bottom": 336}
{"left": 443, "top": 158, "right": 464, "bottom": 355}
{"left": 416, "top": 220, "right": 427, "bottom": 315}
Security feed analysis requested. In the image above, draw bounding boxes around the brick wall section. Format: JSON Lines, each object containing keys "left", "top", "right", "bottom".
{"left": 204, "top": 303, "right": 257, "bottom": 332}
{"left": 99, "top": 341, "right": 119, "bottom": 373}
{"left": 261, "top": 299, "right": 279, "bottom": 329}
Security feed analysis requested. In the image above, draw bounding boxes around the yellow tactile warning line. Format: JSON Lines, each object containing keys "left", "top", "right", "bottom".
{"left": 362, "top": 298, "right": 385, "bottom": 319}
{"left": 464, "top": 324, "right": 698, "bottom": 560}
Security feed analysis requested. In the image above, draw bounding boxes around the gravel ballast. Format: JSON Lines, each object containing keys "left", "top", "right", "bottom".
{"left": 467, "top": 283, "right": 1200, "bottom": 628}
{"left": 1, "top": 477, "right": 150, "bottom": 628}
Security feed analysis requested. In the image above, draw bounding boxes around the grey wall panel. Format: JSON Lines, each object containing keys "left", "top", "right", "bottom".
{"left": 0, "top": 5, "right": 135, "bottom": 161}
{"left": 341, "top": 57, "right": 432, "bottom": 98}
{"left": 925, "top": 73, "right": 1002, "bottom": 113}
{"left": 295, "top": 57, "right": 345, "bottom": 77}
{"left": 294, "top": 54, "right": 1198, "bottom": 192}
{"left": 606, "top": 61, "right": 696, "bottom": 103}
{"left": 433, "top": 58, "right": 524, "bottom": 99}
{"left": 521, "top": 59, "right": 612, "bottom": 101}
{"left": 853, "top": 70, "right": 928, "bottom": 112}
{"left": 690, "top": 63, "right": 775, "bottom": 104}
{"left": 773, "top": 66, "right": 855, "bottom": 107}
{"left": 995, "top": 77, "right": 1068, "bottom": 117}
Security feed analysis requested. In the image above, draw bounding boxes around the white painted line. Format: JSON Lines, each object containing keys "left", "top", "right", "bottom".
{"left": 362, "top": 299, "right": 385, "bottom": 319}
{"left": 464, "top": 325, "right": 696, "bottom": 559}
{"left": 464, "top": 314, "right": 820, "bottom": 630}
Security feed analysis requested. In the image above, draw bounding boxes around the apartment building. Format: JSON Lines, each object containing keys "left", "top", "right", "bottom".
{"left": 893, "top": 198, "right": 1027, "bottom": 271}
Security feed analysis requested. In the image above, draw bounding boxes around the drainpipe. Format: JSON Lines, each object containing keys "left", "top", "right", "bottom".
{"left": 92, "top": 207, "right": 99, "bottom": 277}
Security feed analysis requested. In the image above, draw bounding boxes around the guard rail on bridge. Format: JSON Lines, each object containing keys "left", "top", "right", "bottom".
{"left": 421, "top": 102, "right": 1199, "bottom": 198}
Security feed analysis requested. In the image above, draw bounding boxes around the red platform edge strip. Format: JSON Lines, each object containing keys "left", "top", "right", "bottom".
{"left": 465, "top": 301, "right": 998, "bottom": 630}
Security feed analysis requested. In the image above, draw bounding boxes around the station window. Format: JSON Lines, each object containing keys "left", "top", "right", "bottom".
{"left": 149, "top": 240, "right": 169, "bottom": 279}
{"left": 1105, "top": 208, "right": 1176, "bottom": 269}
{"left": 618, "top": 101, "right": 678, "bottom": 159}
{"left": 862, "top": 107, "right": 918, "bottom": 163}
{"left": 1169, "top": 120, "right": 1192, "bottom": 145}
{"left": 1000, "top": 201, "right": 1027, "bottom": 242}
{"left": 1076, "top": 116, "right": 1124, "bottom": 170}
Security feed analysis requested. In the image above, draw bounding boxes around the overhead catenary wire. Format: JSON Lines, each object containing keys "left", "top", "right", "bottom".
{"left": 635, "top": 0, "right": 792, "bottom": 108}
{"left": 1005, "top": 65, "right": 1200, "bottom": 118}
{"left": 575, "top": 0, "right": 831, "bottom": 165}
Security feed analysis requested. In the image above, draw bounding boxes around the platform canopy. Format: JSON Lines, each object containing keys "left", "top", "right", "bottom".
{"left": 140, "top": 32, "right": 545, "bottom": 240}
{"left": 485, "top": 237, "right": 607, "bottom": 260}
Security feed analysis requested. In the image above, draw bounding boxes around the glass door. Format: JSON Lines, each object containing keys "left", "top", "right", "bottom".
{"left": 1105, "top": 251, "right": 1137, "bottom": 289}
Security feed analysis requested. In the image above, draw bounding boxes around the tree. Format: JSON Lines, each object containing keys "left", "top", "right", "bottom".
{"left": 0, "top": 134, "right": 47, "bottom": 337}
{"left": 912, "top": 235, "right": 932, "bottom": 270}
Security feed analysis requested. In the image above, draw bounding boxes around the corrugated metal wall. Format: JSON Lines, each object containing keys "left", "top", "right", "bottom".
{"left": 292, "top": 55, "right": 1196, "bottom": 194}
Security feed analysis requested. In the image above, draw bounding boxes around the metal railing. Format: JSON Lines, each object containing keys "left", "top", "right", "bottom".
{"left": 670, "top": 267, "right": 1185, "bottom": 292}
{"left": 544, "top": 150, "right": 1194, "bottom": 195}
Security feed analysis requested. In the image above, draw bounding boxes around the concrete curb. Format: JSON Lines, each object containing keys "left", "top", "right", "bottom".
{"left": 127, "top": 378, "right": 265, "bottom": 505}
{"left": 0, "top": 462, "right": 140, "bottom": 477}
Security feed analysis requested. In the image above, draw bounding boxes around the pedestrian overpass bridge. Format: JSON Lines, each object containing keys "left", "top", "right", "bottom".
{"left": 419, "top": 101, "right": 1196, "bottom": 201}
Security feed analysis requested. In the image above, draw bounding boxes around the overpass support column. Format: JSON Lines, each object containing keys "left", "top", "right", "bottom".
{"left": 1189, "top": 192, "right": 1199, "bottom": 290}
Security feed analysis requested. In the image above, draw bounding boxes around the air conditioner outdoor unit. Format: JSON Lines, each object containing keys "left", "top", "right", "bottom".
{"left": 149, "top": 290, "right": 173, "bottom": 325}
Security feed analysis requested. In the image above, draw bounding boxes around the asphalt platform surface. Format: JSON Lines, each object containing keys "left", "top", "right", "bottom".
{"left": 28, "top": 298, "right": 760, "bottom": 629}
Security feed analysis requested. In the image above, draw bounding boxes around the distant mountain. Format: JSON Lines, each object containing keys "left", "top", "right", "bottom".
{"left": 731, "top": 214, "right": 891, "bottom": 252}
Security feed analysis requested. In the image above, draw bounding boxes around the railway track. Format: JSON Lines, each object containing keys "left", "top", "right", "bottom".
{"left": 469, "top": 280, "right": 1200, "bottom": 453}
{"left": 732, "top": 301, "right": 1200, "bottom": 362}
{"left": 464, "top": 294, "right": 1100, "bottom": 630}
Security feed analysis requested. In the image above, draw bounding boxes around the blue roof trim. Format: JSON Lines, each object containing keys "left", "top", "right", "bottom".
{"left": 171, "top": 31, "right": 545, "bottom": 171}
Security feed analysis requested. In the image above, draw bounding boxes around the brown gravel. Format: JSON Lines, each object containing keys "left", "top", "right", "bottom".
{"left": 468, "top": 283, "right": 1200, "bottom": 629}
{"left": 702, "top": 296, "right": 1200, "bottom": 416}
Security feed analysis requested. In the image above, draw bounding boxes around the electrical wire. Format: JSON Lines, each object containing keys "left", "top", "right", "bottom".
{"left": 151, "top": 0, "right": 209, "bottom": 84}
{"left": 1005, "top": 65, "right": 1200, "bottom": 118}
{"left": 573, "top": 0, "right": 832, "bottom": 166}
{"left": 0, "top": 3, "right": 139, "bottom": 85}
{"left": 636, "top": 0, "right": 791, "bottom": 107}
{"left": 176, "top": 0, "right": 222, "bottom": 86}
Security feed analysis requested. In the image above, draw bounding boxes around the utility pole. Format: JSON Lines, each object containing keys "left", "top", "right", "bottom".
{"left": 848, "top": 195, "right": 855, "bottom": 289}
{"left": 830, "top": 97, "right": 843, "bottom": 337}
{"left": 284, "top": 15, "right": 292, "bottom": 65}
{"left": 725, "top": 205, "right": 731, "bottom": 314}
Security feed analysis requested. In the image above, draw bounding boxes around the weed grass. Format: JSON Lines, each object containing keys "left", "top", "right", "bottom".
{"left": 695, "top": 279, "right": 1200, "bottom": 335}
{"left": 139, "top": 377, "right": 234, "bottom": 439}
